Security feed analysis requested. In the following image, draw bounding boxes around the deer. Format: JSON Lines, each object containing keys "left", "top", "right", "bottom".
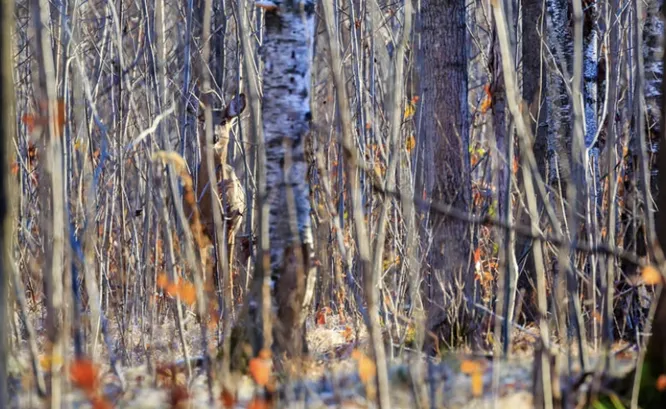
{"left": 185, "top": 93, "right": 248, "bottom": 299}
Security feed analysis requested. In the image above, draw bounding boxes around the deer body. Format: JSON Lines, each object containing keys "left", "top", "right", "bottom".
{"left": 187, "top": 94, "right": 247, "bottom": 291}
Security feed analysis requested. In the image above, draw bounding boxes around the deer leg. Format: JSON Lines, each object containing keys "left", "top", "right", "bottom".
{"left": 227, "top": 234, "right": 236, "bottom": 315}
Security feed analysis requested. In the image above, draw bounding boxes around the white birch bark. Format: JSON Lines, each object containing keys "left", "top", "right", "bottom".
{"left": 261, "top": 0, "right": 315, "bottom": 274}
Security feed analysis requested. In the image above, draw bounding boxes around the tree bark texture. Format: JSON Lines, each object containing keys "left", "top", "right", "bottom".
{"left": 0, "top": 0, "right": 14, "bottom": 403}
{"left": 261, "top": 0, "right": 316, "bottom": 356}
{"left": 545, "top": 0, "right": 572, "bottom": 186}
{"left": 421, "top": 0, "right": 475, "bottom": 340}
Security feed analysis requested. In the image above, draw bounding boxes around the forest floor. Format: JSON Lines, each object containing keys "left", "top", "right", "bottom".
{"left": 7, "top": 311, "right": 640, "bottom": 409}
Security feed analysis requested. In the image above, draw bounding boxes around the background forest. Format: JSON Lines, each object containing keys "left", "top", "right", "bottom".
{"left": 2, "top": 0, "right": 666, "bottom": 407}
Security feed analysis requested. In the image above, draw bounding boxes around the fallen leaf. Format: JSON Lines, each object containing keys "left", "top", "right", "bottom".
{"left": 90, "top": 396, "right": 112, "bottom": 409}
{"left": 169, "top": 385, "right": 190, "bottom": 407}
{"left": 460, "top": 359, "right": 485, "bottom": 397}
{"left": 220, "top": 388, "right": 236, "bottom": 408}
{"left": 70, "top": 358, "right": 99, "bottom": 393}
{"left": 315, "top": 307, "right": 330, "bottom": 326}
{"left": 351, "top": 349, "right": 376, "bottom": 384}
{"left": 342, "top": 325, "right": 353, "bottom": 342}
{"left": 248, "top": 349, "right": 272, "bottom": 386}
{"left": 258, "top": 348, "right": 272, "bottom": 360}
{"left": 247, "top": 397, "right": 271, "bottom": 409}
{"left": 471, "top": 370, "right": 483, "bottom": 397}
{"left": 39, "top": 353, "right": 63, "bottom": 371}
{"left": 460, "top": 359, "right": 483, "bottom": 374}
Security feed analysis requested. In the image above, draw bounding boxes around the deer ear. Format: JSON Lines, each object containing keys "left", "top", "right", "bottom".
{"left": 225, "top": 93, "right": 247, "bottom": 119}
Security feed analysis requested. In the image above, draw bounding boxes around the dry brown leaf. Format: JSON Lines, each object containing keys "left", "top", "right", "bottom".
{"left": 479, "top": 84, "right": 492, "bottom": 113}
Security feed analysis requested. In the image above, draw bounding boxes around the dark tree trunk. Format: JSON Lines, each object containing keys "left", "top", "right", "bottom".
{"left": 421, "top": 0, "right": 476, "bottom": 346}
{"left": 0, "top": 0, "right": 13, "bottom": 403}
{"left": 515, "top": 0, "right": 548, "bottom": 324}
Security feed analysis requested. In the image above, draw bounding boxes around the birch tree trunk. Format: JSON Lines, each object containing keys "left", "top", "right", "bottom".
{"left": 421, "top": 0, "right": 476, "bottom": 346}
{"left": 261, "top": 0, "right": 316, "bottom": 357}
{"left": 643, "top": 0, "right": 663, "bottom": 142}
{"left": 545, "top": 0, "right": 572, "bottom": 187}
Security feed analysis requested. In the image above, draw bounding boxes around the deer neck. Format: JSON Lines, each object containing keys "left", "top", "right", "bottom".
{"left": 215, "top": 126, "right": 231, "bottom": 179}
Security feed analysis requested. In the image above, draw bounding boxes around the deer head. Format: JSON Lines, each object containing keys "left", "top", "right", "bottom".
{"left": 198, "top": 93, "right": 247, "bottom": 164}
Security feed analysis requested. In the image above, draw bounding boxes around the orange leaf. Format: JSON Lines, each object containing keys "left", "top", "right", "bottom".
{"left": 179, "top": 282, "right": 196, "bottom": 305}
{"left": 315, "top": 310, "right": 326, "bottom": 326}
{"left": 473, "top": 248, "right": 482, "bottom": 264}
{"left": 479, "top": 84, "right": 492, "bottom": 113}
{"left": 657, "top": 374, "right": 666, "bottom": 391}
{"left": 460, "top": 359, "right": 483, "bottom": 374}
{"left": 10, "top": 162, "right": 19, "bottom": 176}
{"left": 258, "top": 348, "right": 272, "bottom": 360}
{"left": 169, "top": 385, "right": 190, "bottom": 407}
{"left": 460, "top": 359, "right": 485, "bottom": 397}
{"left": 247, "top": 397, "right": 271, "bottom": 409}
{"left": 642, "top": 265, "right": 662, "bottom": 285}
{"left": 90, "top": 396, "right": 112, "bottom": 409}
{"left": 156, "top": 273, "right": 169, "bottom": 289}
{"left": 513, "top": 156, "right": 519, "bottom": 174}
{"left": 342, "top": 325, "right": 353, "bottom": 342}
{"left": 69, "top": 358, "right": 99, "bottom": 392}
{"left": 351, "top": 349, "right": 376, "bottom": 384}
{"left": 22, "top": 99, "right": 66, "bottom": 136}
{"left": 248, "top": 349, "right": 272, "bottom": 386}
{"left": 471, "top": 371, "right": 484, "bottom": 397}
{"left": 405, "top": 135, "right": 416, "bottom": 152}
{"left": 220, "top": 388, "right": 236, "bottom": 408}
{"left": 315, "top": 307, "right": 331, "bottom": 326}
{"left": 166, "top": 282, "right": 179, "bottom": 297}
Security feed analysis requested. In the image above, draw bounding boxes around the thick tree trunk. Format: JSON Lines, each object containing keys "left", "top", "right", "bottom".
{"left": 545, "top": 0, "right": 572, "bottom": 187}
{"left": 0, "top": 0, "right": 14, "bottom": 403}
{"left": 515, "top": 0, "right": 548, "bottom": 324}
{"left": 261, "top": 0, "right": 316, "bottom": 357}
{"left": 421, "top": 0, "right": 476, "bottom": 345}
